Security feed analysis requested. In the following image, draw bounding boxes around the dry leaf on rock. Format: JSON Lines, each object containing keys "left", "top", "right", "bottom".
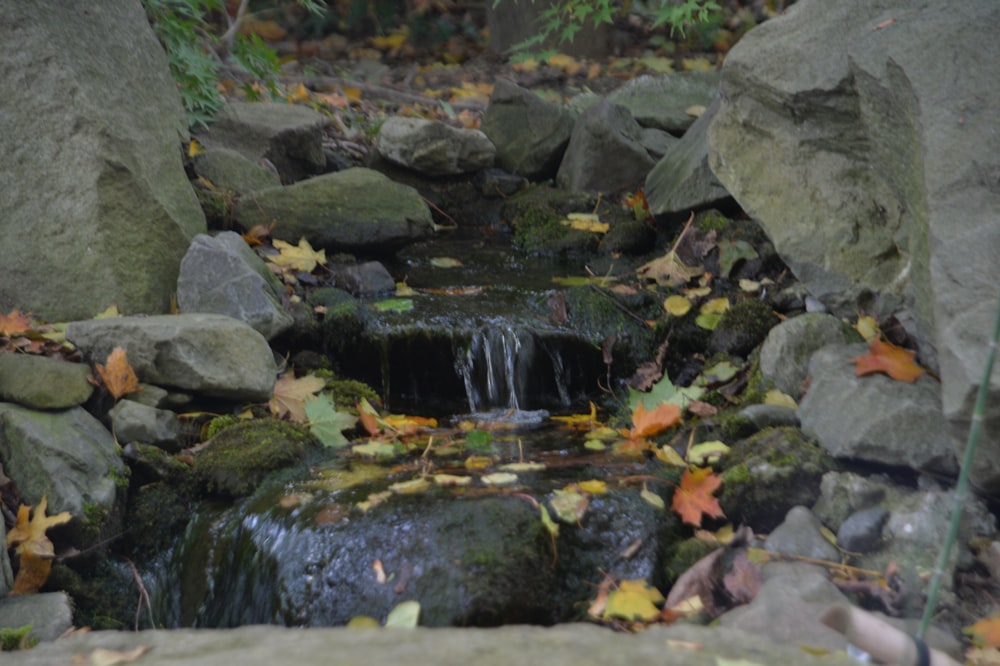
{"left": 853, "top": 338, "right": 925, "bottom": 383}
{"left": 269, "top": 373, "right": 326, "bottom": 422}
{"left": 7, "top": 495, "right": 72, "bottom": 594}
{"left": 270, "top": 238, "right": 327, "bottom": 273}
{"left": 95, "top": 347, "right": 142, "bottom": 400}
{"left": 604, "top": 579, "right": 664, "bottom": 622}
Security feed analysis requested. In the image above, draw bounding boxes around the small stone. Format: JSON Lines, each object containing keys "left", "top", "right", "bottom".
{"left": 836, "top": 507, "right": 888, "bottom": 553}
{"left": 764, "top": 506, "right": 840, "bottom": 562}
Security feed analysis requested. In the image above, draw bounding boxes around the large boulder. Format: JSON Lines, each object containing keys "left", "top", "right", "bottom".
{"left": 707, "top": 0, "right": 1000, "bottom": 491}
{"left": 0, "top": 1, "right": 206, "bottom": 321}
{"left": 65, "top": 314, "right": 276, "bottom": 401}
{"left": 235, "top": 168, "right": 435, "bottom": 253}
{"left": 606, "top": 72, "right": 720, "bottom": 134}
{"left": 556, "top": 101, "right": 655, "bottom": 194}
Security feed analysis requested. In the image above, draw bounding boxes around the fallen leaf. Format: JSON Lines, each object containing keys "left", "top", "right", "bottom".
{"left": 853, "top": 338, "right": 925, "bottom": 382}
{"left": 481, "top": 472, "right": 518, "bottom": 486}
{"left": 269, "top": 373, "right": 326, "bottom": 422}
{"left": 672, "top": 467, "right": 725, "bottom": 526}
{"left": 95, "top": 347, "right": 142, "bottom": 400}
{"left": 549, "top": 488, "right": 589, "bottom": 524}
{"left": 968, "top": 616, "right": 1000, "bottom": 648}
{"left": 763, "top": 389, "right": 797, "bottom": 408}
{"left": 357, "top": 397, "right": 381, "bottom": 436}
{"left": 629, "top": 402, "right": 681, "bottom": 439}
{"left": 560, "top": 213, "right": 609, "bottom": 233}
{"left": 390, "top": 477, "right": 431, "bottom": 494}
{"left": 628, "top": 373, "right": 704, "bottom": 413}
{"left": 433, "top": 474, "right": 472, "bottom": 487}
{"left": 351, "top": 441, "right": 397, "bottom": 459}
{"left": 686, "top": 440, "right": 729, "bottom": 466}
{"left": 695, "top": 298, "right": 730, "bottom": 330}
{"left": 551, "top": 402, "right": 600, "bottom": 430}
{"left": 604, "top": 579, "right": 664, "bottom": 621}
{"left": 7, "top": 495, "right": 72, "bottom": 594}
{"left": 304, "top": 394, "right": 357, "bottom": 449}
{"left": 0, "top": 309, "right": 33, "bottom": 336}
{"left": 641, "top": 485, "right": 665, "bottom": 510}
{"left": 854, "top": 315, "right": 880, "bottom": 341}
{"left": 576, "top": 480, "right": 608, "bottom": 494}
{"left": 663, "top": 295, "right": 693, "bottom": 316}
{"left": 87, "top": 645, "right": 153, "bottom": 666}
{"left": 370, "top": 298, "right": 413, "bottom": 312}
{"left": 429, "top": 257, "right": 463, "bottom": 268}
{"left": 270, "top": 238, "right": 327, "bottom": 273}
{"left": 717, "top": 239, "right": 758, "bottom": 277}
{"left": 385, "top": 600, "right": 420, "bottom": 628}
{"left": 637, "top": 250, "right": 704, "bottom": 287}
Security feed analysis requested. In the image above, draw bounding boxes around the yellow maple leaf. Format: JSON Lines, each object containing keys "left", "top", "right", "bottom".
{"left": 7, "top": 495, "right": 72, "bottom": 594}
{"left": 603, "top": 579, "right": 664, "bottom": 621}
{"left": 95, "top": 347, "right": 142, "bottom": 401}
{"left": 270, "top": 238, "right": 327, "bottom": 273}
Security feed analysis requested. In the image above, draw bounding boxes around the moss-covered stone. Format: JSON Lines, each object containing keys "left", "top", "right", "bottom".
{"left": 205, "top": 415, "right": 240, "bottom": 440}
{"left": 708, "top": 298, "right": 780, "bottom": 357}
{"left": 124, "top": 480, "right": 195, "bottom": 559}
{"left": 193, "top": 419, "right": 315, "bottom": 497}
{"left": 563, "top": 285, "right": 661, "bottom": 376}
{"left": 503, "top": 186, "right": 601, "bottom": 256}
{"left": 719, "top": 426, "right": 835, "bottom": 531}
{"left": 598, "top": 218, "right": 656, "bottom": 255}
{"left": 46, "top": 560, "right": 136, "bottom": 630}
{"left": 663, "top": 537, "right": 719, "bottom": 582}
{"left": 326, "top": 378, "right": 379, "bottom": 410}
{"left": 0, "top": 625, "right": 37, "bottom": 650}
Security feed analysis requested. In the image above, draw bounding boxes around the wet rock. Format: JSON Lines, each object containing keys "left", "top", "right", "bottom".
{"left": 0, "top": 1, "right": 205, "bottom": 321}
{"left": 758, "top": 313, "right": 860, "bottom": 398}
{"left": 482, "top": 79, "right": 573, "bottom": 181}
{"left": 111, "top": 400, "right": 183, "bottom": 450}
{"left": 475, "top": 168, "right": 526, "bottom": 198}
{"left": 707, "top": 298, "right": 779, "bottom": 357}
{"left": 720, "top": 427, "right": 833, "bottom": 532}
{"left": 836, "top": 507, "right": 888, "bottom": 553}
{"left": 0, "top": 354, "right": 93, "bottom": 410}
{"left": 122, "top": 443, "right": 190, "bottom": 484}
{"left": 66, "top": 314, "right": 276, "bottom": 402}
{"left": 707, "top": 0, "right": 1000, "bottom": 491}
{"left": 598, "top": 219, "right": 656, "bottom": 256}
{"left": 326, "top": 261, "right": 396, "bottom": 296}
{"left": 235, "top": 168, "right": 435, "bottom": 253}
{"left": 375, "top": 117, "right": 495, "bottom": 176}
{"left": 556, "top": 101, "right": 655, "bottom": 194}
{"left": 764, "top": 506, "right": 840, "bottom": 562}
{"left": 192, "top": 148, "right": 281, "bottom": 194}
{"left": 195, "top": 101, "right": 327, "bottom": 183}
{"left": 798, "top": 343, "right": 958, "bottom": 475}
{"left": 0, "top": 592, "right": 73, "bottom": 643}
{"left": 644, "top": 99, "right": 731, "bottom": 216}
{"left": 736, "top": 404, "right": 799, "bottom": 430}
{"left": 177, "top": 232, "right": 293, "bottom": 341}
{"left": 606, "top": 72, "right": 720, "bottom": 133}
{"left": 0, "top": 403, "right": 126, "bottom": 549}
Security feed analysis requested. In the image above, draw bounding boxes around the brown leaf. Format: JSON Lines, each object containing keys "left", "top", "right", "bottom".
{"left": 853, "top": 338, "right": 925, "bottom": 383}
{"left": 95, "top": 347, "right": 142, "bottom": 400}
{"left": 722, "top": 553, "right": 762, "bottom": 604}
{"left": 269, "top": 373, "right": 326, "bottom": 423}
{"left": 671, "top": 467, "right": 725, "bottom": 527}
{"left": 7, "top": 495, "right": 72, "bottom": 595}
{"left": 664, "top": 546, "right": 724, "bottom": 613}
{"left": 0, "top": 309, "right": 32, "bottom": 337}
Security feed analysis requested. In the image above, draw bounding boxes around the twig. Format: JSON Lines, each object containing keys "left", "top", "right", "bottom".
{"left": 126, "top": 557, "right": 156, "bottom": 631}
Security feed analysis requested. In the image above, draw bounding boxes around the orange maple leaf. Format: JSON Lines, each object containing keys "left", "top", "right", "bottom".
{"left": 95, "top": 347, "right": 142, "bottom": 400}
{"left": 630, "top": 402, "right": 681, "bottom": 439}
{"left": 6, "top": 495, "right": 72, "bottom": 595}
{"left": 967, "top": 616, "right": 1000, "bottom": 648}
{"left": 672, "top": 467, "right": 725, "bottom": 527}
{"left": 853, "top": 338, "right": 925, "bottom": 383}
{"left": 0, "top": 309, "right": 33, "bottom": 337}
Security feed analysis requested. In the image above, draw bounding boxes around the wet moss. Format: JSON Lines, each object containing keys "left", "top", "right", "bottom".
{"left": 664, "top": 537, "right": 718, "bottom": 582}
{"left": 193, "top": 419, "right": 315, "bottom": 497}
{"left": 205, "top": 415, "right": 239, "bottom": 440}
{"left": 563, "top": 285, "right": 661, "bottom": 375}
{"left": 326, "top": 378, "right": 379, "bottom": 410}
{"left": 46, "top": 560, "right": 136, "bottom": 630}
{"left": 124, "top": 480, "right": 194, "bottom": 560}
{"left": 0, "top": 625, "right": 37, "bottom": 650}
{"left": 708, "top": 298, "right": 780, "bottom": 357}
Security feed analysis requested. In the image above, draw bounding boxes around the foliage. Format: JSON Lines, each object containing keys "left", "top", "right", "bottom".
{"left": 494, "top": 0, "right": 721, "bottom": 57}
{"left": 6, "top": 496, "right": 72, "bottom": 595}
{"left": 95, "top": 347, "right": 143, "bottom": 401}
{"left": 142, "top": 0, "right": 325, "bottom": 127}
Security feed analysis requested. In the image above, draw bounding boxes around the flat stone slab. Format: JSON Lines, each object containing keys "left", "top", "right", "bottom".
{"left": 4, "top": 624, "right": 856, "bottom": 666}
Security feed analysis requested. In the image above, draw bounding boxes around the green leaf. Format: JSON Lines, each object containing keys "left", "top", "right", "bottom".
{"left": 718, "top": 239, "right": 759, "bottom": 277}
{"left": 627, "top": 373, "right": 704, "bottom": 413}
{"left": 465, "top": 429, "right": 493, "bottom": 452}
{"left": 352, "top": 440, "right": 398, "bottom": 459}
{"left": 371, "top": 298, "right": 414, "bottom": 312}
{"left": 385, "top": 600, "right": 420, "bottom": 628}
{"left": 305, "top": 394, "right": 357, "bottom": 449}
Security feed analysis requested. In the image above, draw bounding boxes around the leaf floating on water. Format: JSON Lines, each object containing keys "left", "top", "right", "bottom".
{"left": 429, "top": 257, "right": 463, "bottom": 268}
{"left": 576, "top": 479, "right": 608, "bottom": 494}
{"left": 433, "top": 474, "right": 473, "bottom": 487}
{"left": 371, "top": 298, "right": 414, "bottom": 313}
{"left": 352, "top": 441, "right": 397, "bottom": 459}
{"left": 500, "top": 462, "right": 546, "bottom": 473}
{"left": 549, "top": 488, "right": 589, "bottom": 524}
{"left": 481, "top": 472, "right": 518, "bottom": 486}
{"left": 641, "top": 485, "right": 666, "bottom": 510}
{"left": 686, "top": 440, "right": 729, "bottom": 466}
{"left": 389, "top": 477, "right": 431, "bottom": 494}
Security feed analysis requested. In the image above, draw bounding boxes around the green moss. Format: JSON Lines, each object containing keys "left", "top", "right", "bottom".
{"left": 694, "top": 209, "right": 732, "bottom": 233}
{"left": 109, "top": 465, "right": 131, "bottom": 492}
{"left": 46, "top": 561, "right": 135, "bottom": 630}
{"left": 664, "top": 537, "right": 718, "bottom": 582}
{"left": 125, "top": 480, "right": 194, "bottom": 559}
{"left": 206, "top": 414, "right": 239, "bottom": 439}
{"left": 326, "top": 378, "right": 379, "bottom": 410}
{"left": 193, "top": 419, "right": 315, "bottom": 497}
{"left": 563, "top": 285, "right": 661, "bottom": 375}
{"left": 0, "top": 625, "right": 37, "bottom": 651}
{"left": 708, "top": 298, "right": 780, "bottom": 357}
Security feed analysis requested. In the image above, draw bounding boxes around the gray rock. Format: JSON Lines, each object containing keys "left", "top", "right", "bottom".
{"left": 706, "top": 0, "right": 1000, "bottom": 490}
{"left": 737, "top": 404, "right": 799, "bottom": 429}
{"left": 0, "top": 403, "right": 125, "bottom": 548}
{"left": 556, "top": 101, "right": 655, "bottom": 193}
{"left": 606, "top": 72, "right": 720, "bottom": 133}
{"left": 193, "top": 148, "right": 281, "bottom": 193}
{"left": 235, "top": 168, "right": 435, "bottom": 253}
{"left": 0, "top": 354, "right": 93, "bottom": 409}
{"left": 718, "top": 562, "right": 847, "bottom": 651}
{"left": 327, "top": 261, "right": 396, "bottom": 296}
{"left": 645, "top": 99, "right": 731, "bottom": 216}
{"left": 0, "top": 592, "right": 73, "bottom": 643}
{"left": 639, "top": 127, "right": 678, "bottom": 160}
{"left": 0, "top": 518, "right": 10, "bottom": 596}
{"left": 764, "top": 506, "right": 840, "bottom": 562}
{"left": 65, "top": 314, "right": 276, "bottom": 401}
{"left": 836, "top": 507, "right": 888, "bottom": 553}
{"left": 376, "top": 118, "right": 495, "bottom": 176}
{"left": 482, "top": 79, "right": 573, "bottom": 181}
{"left": 195, "top": 101, "right": 327, "bottom": 183}
{"left": 111, "top": 400, "right": 182, "bottom": 449}
{"left": 177, "top": 232, "right": 293, "bottom": 340}
{"left": 0, "top": 1, "right": 205, "bottom": 321}
{"left": 758, "top": 313, "right": 860, "bottom": 397}
{"left": 799, "top": 343, "right": 958, "bottom": 475}
{"left": 0, "top": 623, "right": 858, "bottom": 665}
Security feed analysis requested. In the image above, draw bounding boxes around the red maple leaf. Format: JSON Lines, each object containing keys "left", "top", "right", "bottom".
{"left": 672, "top": 467, "right": 725, "bottom": 527}
{"left": 629, "top": 402, "right": 681, "bottom": 439}
{"left": 853, "top": 338, "right": 925, "bottom": 383}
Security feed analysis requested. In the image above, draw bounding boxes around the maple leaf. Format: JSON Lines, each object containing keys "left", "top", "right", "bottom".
{"left": 672, "top": 467, "right": 725, "bottom": 527}
{"left": 629, "top": 402, "right": 681, "bottom": 439}
{"left": 7, "top": 495, "right": 72, "bottom": 594}
{"left": 95, "top": 347, "right": 142, "bottom": 400}
{"left": 0, "top": 309, "right": 33, "bottom": 336}
{"left": 270, "top": 238, "right": 327, "bottom": 273}
{"left": 853, "top": 338, "right": 925, "bottom": 383}
{"left": 636, "top": 249, "right": 704, "bottom": 287}
{"left": 603, "top": 579, "right": 664, "bottom": 622}
{"left": 269, "top": 373, "right": 326, "bottom": 422}
{"left": 968, "top": 616, "right": 1000, "bottom": 648}
{"left": 304, "top": 394, "right": 357, "bottom": 449}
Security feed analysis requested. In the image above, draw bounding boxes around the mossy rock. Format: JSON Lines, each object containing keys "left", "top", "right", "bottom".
{"left": 193, "top": 419, "right": 315, "bottom": 497}
{"left": 598, "top": 218, "right": 656, "bottom": 255}
{"left": 563, "top": 285, "right": 661, "bottom": 375}
{"left": 708, "top": 298, "right": 780, "bottom": 357}
{"left": 719, "top": 426, "right": 835, "bottom": 531}
{"left": 124, "top": 480, "right": 195, "bottom": 559}
{"left": 503, "top": 187, "right": 597, "bottom": 256}
{"left": 663, "top": 536, "right": 719, "bottom": 583}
